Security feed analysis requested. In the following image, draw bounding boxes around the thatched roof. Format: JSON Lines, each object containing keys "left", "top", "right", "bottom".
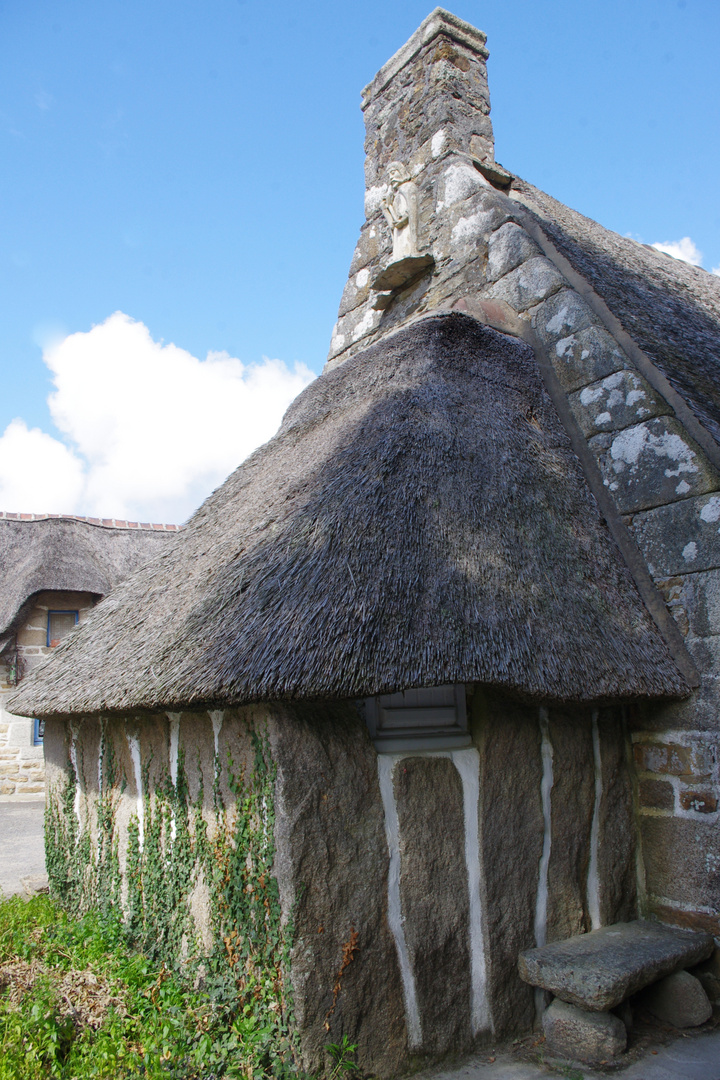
{"left": 0, "top": 515, "right": 178, "bottom": 652}
{"left": 513, "top": 178, "right": 720, "bottom": 448}
{"left": 10, "top": 313, "right": 687, "bottom": 718}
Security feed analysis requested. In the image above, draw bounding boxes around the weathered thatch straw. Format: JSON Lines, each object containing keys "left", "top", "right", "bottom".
{"left": 0, "top": 516, "right": 177, "bottom": 652}
{"left": 10, "top": 313, "right": 687, "bottom": 718}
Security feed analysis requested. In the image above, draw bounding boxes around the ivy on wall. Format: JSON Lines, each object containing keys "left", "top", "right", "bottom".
{"left": 44, "top": 720, "right": 299, "bottom": 1078}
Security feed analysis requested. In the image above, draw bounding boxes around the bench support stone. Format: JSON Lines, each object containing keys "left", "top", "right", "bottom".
{"left": 640, "top": 970, "right": 712, "bottom": 1028}
{"left": 543, "top": 999, "right": 626, "bottom": 1064}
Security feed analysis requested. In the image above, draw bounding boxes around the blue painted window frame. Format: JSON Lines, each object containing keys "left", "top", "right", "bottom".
{"left": 33, "top": 718, "right": 45, "bottom": 745}
{"left": 46, "top": 610, "right": 79, "bottom": 647}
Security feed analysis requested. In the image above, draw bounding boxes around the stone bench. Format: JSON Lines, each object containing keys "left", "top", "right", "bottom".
{"left": 518, "top": 920, "right": 715, "bottom": 1064}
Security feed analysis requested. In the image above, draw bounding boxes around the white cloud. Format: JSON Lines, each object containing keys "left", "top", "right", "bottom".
{"left": 0, "top": 420, "right": 84, "bottom": 513}
{"left": 651, "top": 236, "right": 703, "bottom": 266}
{"left": 0, "top": 313, "right": 315, "bottom": 523}
{"left": 712, "top": 266, "right": 720, "bottom": 278}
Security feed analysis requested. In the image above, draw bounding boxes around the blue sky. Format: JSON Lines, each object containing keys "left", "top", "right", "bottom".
{"left": 1, "top": 0, "right": 718, "bottom": 519}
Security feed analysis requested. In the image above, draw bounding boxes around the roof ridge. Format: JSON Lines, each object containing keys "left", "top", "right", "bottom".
{"left": 0, "top": 512, "right": 180, "bottom": 531}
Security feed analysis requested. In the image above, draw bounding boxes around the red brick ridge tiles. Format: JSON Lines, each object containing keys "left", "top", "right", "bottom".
{"left": 0, "top": 512, "right": 180, "bottom": 531}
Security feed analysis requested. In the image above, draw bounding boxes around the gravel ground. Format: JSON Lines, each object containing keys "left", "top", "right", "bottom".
{"left": 413, "top": 1023, "right": 720, "bottom": 1080}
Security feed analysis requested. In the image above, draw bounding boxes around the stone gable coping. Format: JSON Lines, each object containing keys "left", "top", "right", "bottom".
{"left": 630, "top": 494, "right": 720, "bottom": 577}
{"left": 0, "top": 512, "right": 180, "bottom": 531}
{"left": 361, "top": 8, "right": 488, "bottom": 109}
{"left": 510, "top": 191, "right": 720, "bottom": 477}
{"left": 567, "top": 370, "right": 671, "bottom": 439}
{"left": 589, "top": 417, "right": 719, "bottom": 516}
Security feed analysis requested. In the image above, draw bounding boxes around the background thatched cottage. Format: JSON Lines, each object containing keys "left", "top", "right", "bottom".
{"left": 10, "top": 9, "right": 720, "bottom": 1075}
{"left": 0, "top": 514, "right": 177, "bottom": 796}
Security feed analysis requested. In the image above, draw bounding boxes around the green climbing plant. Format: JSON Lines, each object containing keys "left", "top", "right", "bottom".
{"left": 43, "top": 718, "right": 300, "bottom": 1078}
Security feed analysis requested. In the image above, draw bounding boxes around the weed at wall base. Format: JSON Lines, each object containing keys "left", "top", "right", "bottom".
{"left": 38, "top": 723, "right": 300, "bottom": 1079}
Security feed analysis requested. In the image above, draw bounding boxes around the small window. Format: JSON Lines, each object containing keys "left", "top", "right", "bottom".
{"left": 33, "top": 719, "right": 45, "bottom": 745}
{"left": 365, "top": 684, "right": 470, "bottom": 753}
{"left": 47, "top": 610, "right": 79, "bottom": 648}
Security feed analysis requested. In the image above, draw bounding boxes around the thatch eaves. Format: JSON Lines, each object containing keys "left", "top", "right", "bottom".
{"left": 0, "top": 515, "right": 177, "bottom": 651}
{"left": 513, "top": 178, "right": 720, "bottom": 449}
{"left": 9, "top": 313, "right": 688, "bottom": 718}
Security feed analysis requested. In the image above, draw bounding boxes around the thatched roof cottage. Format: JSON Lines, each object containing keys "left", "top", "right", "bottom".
{"left": 11, "top": 10, "right": 720, "bottom": 1074}
{"left": 0, "top": 514, "right": 177, "bottom": 796}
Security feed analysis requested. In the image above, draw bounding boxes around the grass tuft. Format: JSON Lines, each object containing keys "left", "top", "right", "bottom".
{"left": 0, "top": 893, "right": 303, "bottom": 1079}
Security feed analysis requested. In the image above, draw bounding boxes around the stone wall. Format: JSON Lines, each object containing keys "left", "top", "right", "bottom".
{"left": 44, "top": 692, "right": 636, "bottom": 1076}
{"left": 327, "top": 9, "right": 720, "bottom": 938}
{"left": 0, "top": 590, "right": 96, "bottom": 796}
{"left": 0, "top": 657, "right": 44, "bottom": 796}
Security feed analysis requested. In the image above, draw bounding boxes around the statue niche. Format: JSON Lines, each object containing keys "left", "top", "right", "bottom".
{"left": 372, "top": 162, "right": 434, "bottom": 294}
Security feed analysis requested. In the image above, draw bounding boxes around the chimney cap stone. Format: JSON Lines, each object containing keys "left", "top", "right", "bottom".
{"left": 361, "top": 7, "right": 489, "bottom": 110}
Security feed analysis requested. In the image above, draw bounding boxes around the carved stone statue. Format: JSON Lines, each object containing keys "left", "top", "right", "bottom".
{"left": 381, "top": 162, "right": 420, "bottom": 261}
{"left": 372, "top": 161, "right": 434, "bottom": 295}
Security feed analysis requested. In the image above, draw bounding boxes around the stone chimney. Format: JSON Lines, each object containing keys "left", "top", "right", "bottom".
{"left": 361, "top": 8, "right": 495, "bottom": 195}
{"left": 327, "top": 8, "right": 512, "bottom": 368}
